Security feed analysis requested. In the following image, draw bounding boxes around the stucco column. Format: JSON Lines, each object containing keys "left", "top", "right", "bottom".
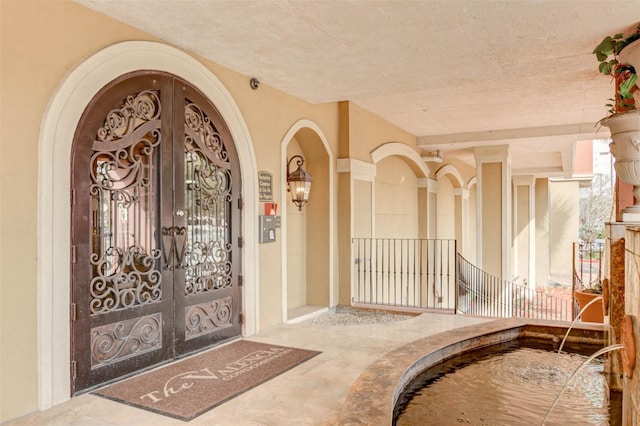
{"left": 337, "top": 158, "right": 376, "bottom": 305}
{"left": 426, "top": 178, "right": 438, "bottom": 239}
{"left": 417, "top": 178, "right": 438, "bottom": 239}
{"left": 512, "top": 176, "right": 536, "bottom": 287}
{"left": 474, "top": 145, "right": 511, "bottom": 280}
{"left": 535, "top": 178, "right": 550, "bottom": 287}
{"left": 454, "top": 188, "right": 469, "bottom": 257}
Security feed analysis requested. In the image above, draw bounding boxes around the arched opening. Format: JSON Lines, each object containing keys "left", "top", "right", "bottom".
{"left": 435, "top": 164, "right": 466, "bottom": 252}
{"left": 281, "top": 122, "right": 333, "bottom": 321}
{"left": 37, "top": 41, "right": 258, "bottom": 408}
{"left": 69, "top": 71, "right": 243, "bottom": 393}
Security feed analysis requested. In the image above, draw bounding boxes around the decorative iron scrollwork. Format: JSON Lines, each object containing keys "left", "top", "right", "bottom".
{"left": 162, "top": 226, "right": 187, "bottom": 269}
{"left": 185, "top": 297, "right": 232, "bottom": 340}
{"left": 90, "top": 246, "right": 162, "bottom": 314}
{"left": 91, "top": 313, "right": 162, "bottom": 368}
{"left": 89, "top": 89, "right": 163, "bottom": 315}
{"left": 185, "top": 102, "right": 229, "bottom": 164}
{"left": 183, "top": 99, "right": 234, "bottom": 295}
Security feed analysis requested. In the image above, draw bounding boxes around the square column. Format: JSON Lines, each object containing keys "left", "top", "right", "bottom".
{"left": 513, "top": 176, "right": 536, "bottom": 287}
{"left": 474, "top": 145, "right": 511, "bottom": 279}
{"left": 454, "top": 188, "right": 470, "bottom": 258}
{"left": 337, "top": 158, "right": 377, "bottom": 305}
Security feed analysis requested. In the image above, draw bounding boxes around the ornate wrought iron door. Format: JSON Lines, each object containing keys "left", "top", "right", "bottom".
{"left": 71, "top": 72, "right": 242, "bottom": 393}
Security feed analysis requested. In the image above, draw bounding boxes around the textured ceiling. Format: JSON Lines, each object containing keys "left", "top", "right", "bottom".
{"left": 75, "top": 0, "right": 640, "bottom": 176}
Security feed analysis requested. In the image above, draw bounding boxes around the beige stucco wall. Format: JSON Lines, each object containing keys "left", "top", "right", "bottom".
{"left": 436, "top": 176, "right": 455, "bottom": 239}
{"left": 374, "top": 157, "right": 419, "bottom": 238}
{"left": 548, "top": 180, "right": 580, "bottom": 285}
{"left": 354, "top": 180, "right": 373, "bottom": 238}
{"left": 345, "top": 102, "right": 417, "bottom": 160}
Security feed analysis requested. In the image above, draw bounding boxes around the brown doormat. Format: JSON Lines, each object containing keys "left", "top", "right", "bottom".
{"left": 94, "top": 340, "right": 321, "bottom": 421}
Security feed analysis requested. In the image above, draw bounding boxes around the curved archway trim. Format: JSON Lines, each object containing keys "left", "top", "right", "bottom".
{"left": 467, "top": 176, "right": 477, "bottom": 188}
{"left": 37, "top": 41, "right": 258, "bottom": 409}
{"left": 370, "top": 142, "right": 431, "bottom": 178}
{"left": 279, "top": 119, "right": 335, "bottom": 321}
{"left": 435, "top": 164, "right": 465, "bottom": 189}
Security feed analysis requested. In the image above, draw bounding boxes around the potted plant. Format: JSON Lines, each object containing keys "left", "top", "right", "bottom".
{"left": 595, "top": 24, "right": 640, "bottom": 220}
{"left": 574, "top": 279, "right": 604, "bottom": 323}
{"left": 594, "top": 24, "right": 640, "bottom": 113}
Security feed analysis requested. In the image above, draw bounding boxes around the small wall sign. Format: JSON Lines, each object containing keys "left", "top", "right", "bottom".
{"left": 258, "top": 171, "right": 273, "bottom": 202}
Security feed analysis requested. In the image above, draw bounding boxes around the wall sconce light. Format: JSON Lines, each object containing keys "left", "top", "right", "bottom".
{"left": 286, "top": 155, "right": 313, "bottom": 211}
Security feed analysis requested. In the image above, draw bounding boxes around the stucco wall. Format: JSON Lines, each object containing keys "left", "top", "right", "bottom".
{"left": 374, "top": 157, "right": 419, "bottom": 238}
{"left": 436, "top": 176, "right": 455, "bottom": 239}
{"left": 346, "top": 102, "right": 417, "bottom": 161}
{"left": 549, "top": 180, "right": 580, "bottom": 285}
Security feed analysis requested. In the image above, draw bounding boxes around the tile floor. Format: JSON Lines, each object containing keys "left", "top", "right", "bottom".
{"left": 5, "top": 311, "right": 489, "bottom": 426}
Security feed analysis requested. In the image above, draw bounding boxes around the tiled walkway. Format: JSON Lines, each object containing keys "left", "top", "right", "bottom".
{"left": 6, "top": 311, "right": 489, "bottom": 426}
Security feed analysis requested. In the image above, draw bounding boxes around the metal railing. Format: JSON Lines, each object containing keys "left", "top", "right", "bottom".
{"left": 352, "top": 238, "right": 572, "bottom": 321}
{"left": 457, "top": 254, "right": 572, "bottom": 321}
{"left": 352, "top": 238, "right": 457, "bottom": 311}
{"left": 572, "top": 241, "right": 603, "bottom": 292}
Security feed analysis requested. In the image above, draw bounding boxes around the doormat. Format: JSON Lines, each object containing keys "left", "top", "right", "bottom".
{"left": 94, "top": 340, "right": 321, "bottom": 421}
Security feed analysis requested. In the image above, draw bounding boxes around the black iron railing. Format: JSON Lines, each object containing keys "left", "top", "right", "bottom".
{"left": 457, "top": 254, "right": 572, "bottom": 321}
{"left": 352, "top": 238, "right": 457, "bottom": 311}
{"left": 352, "top": 238, "right": 572, "bottom": 321}
{"left": 572, "top": 241, "right": 603, "bottom": 292}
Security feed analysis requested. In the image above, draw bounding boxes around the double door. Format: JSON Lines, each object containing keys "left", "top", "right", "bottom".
{"left": 71, "top": 72, "right": 242, "bottom": 393}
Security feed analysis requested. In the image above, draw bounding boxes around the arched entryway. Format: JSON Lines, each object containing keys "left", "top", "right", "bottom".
{"left": 280, "top": 121, "right": 334, "bottom": 321}
{"left": 37, "top": 41, "right": 258, "bottom": 409}
{"left": 70, "top": 71, "right": 242, "bottom": 393}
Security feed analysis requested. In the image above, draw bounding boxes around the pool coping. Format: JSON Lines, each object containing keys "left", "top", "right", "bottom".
{"left": 335, "top": 318, "right": 605, "bottom": 425}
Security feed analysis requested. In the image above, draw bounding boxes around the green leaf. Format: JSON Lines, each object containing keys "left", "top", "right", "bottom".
{"left": 594, "top": 51, "right": 608, "bottom": 61}
{"left": 599, "top": 62, "right": 612, "bottom": 75}
{"left": 620, "top": 73, "right": 638, "bottom": 97}
{"left": 593, "top": 36, "right": 614, "bottom": 56}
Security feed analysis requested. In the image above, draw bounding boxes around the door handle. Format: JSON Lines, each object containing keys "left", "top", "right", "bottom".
{"left": 161, "top": 226, "right": 187, "bottom": 269}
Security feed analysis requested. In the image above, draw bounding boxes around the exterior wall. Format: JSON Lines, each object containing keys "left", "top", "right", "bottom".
{"left": 549, "top": 180, "right": 580, "bottom": 285}
{"left": 347, "top": 102, "right": 417, "bottom": 161}
{"left": 354, "top": 180, "right": 373, "bottom": 238}
{"left": 374, "top": 157, "right": 419, "bottom": 238}
{"left": 436, "top": 177, "right": 455, "bottom": 239}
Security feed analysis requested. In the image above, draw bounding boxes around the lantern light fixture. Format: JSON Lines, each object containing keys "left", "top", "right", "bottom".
{"left": 286, "top": 155, "right": 312, "bottom": 211}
